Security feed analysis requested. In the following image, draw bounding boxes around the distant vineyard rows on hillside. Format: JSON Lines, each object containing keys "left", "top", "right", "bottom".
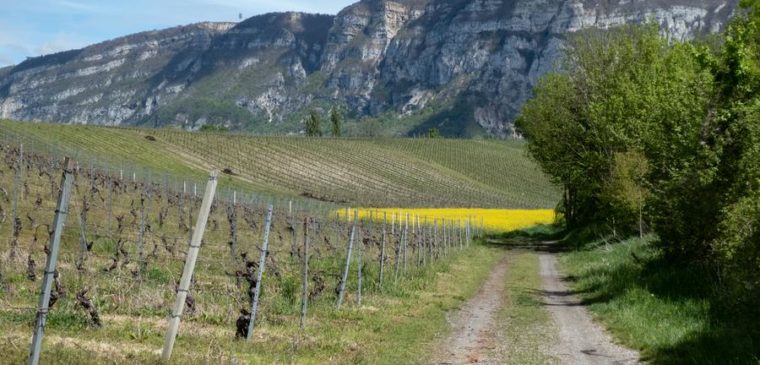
{"left": 0, "top": 120, "right": 560, "bottom": 209}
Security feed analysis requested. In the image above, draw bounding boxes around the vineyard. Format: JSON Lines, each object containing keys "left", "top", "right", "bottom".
{"left": 0, "top": 119, "right": 561, "bottom": 364}
{"left": 0, "top": 140, "right": 514, "bottom": 364}
{"left": 0, "top": 120, "right": 559, "bottom": 209}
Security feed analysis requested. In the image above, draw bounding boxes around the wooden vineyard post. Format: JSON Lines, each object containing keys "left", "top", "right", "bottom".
{"left": 106, "top": 176, "right": 113, "bottom": 236}
{"left": 393, "top": 213, "right": 401, "bottom": 283}
{"left": 460, "top": 220, "right": 464, "bottom": 249}
{"left": 415, "top": 215, "right": 422, "bottom": 267}
{"left": 289, "top": 200, "right": 297, "bottom": 261}
{"left": 467, "top": 217, "right": 472, "bottom": 246}
{"left": 161, "top": 171, "right": 218, "bottom": 362}
{"left": 379, "top": 212, "right": 387, "bottom": 286}
{"left": 445, "top": 220, "right": 450, "bottom": 256}
{"left": 9, "top": 143, "right": 23, "bottom": 262}
{"left": 455, "top": 221, "right": 459, "bottom": 250}
{"left": 300, "top": 217, "right": 310, "bottom": 329}
{"left": 137, "top": 175, "right": 148, "bottom": 273}
{"left": 448, "top": 221, "right": 452, "bottom": 252}
{"left": 402, "top": 213, "right": 409, "bottom": 275}
{"left": 247, "top": 204, "right": 274, "bottom": 340}
{"left": 28, "top": 157, "right": 75, "bottom": 365}
{"left": 336, "top": 210, "right": 358, "bottom": 310}
{"left": 434, "top": 219, "right": 439, "bottom": 260}
{"left": 453, "top": 220, "right": 458, "bottom": 249}
{"left": 227, "top": 196, "right": 238, "bottom": 262}
{"left": 356, "top": 216, "right": 363, "bottom": 307}
{"left": 448, "top": 220, "right": 452, "bottom": 255}
{"left": 441, "top": 220, "right": 447, "bottom": 258}
{"left": 464, "top": 217, "right": 468, "bottom": 246}
{"left": 422, "top": 217, "right": 428, "bottom": 266}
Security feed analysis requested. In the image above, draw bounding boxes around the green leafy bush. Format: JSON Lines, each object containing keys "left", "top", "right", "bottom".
{"left": 518, "top": 0, "right": 760, "bottom": 304}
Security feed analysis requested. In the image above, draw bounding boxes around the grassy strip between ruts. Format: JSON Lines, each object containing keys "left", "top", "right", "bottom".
{"left": 0, "top": 243, "right": 504, "bottom": 364}
{"left": 498, "top": 249, "right": 555, "bottom": 364}
{"left": 560, "top": 236, "right": 760, "bottom": 365}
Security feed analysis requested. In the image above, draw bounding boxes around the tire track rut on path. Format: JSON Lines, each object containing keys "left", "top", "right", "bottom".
{"left": 432, "top": 254, "right": 509, "bottom": 365}
{"left": 540, "top": 253, "right": 640, "bottom": 364}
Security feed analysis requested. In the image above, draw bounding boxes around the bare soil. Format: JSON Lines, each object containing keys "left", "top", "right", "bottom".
{"left": 432, "top": 255, "right": 509, "bottom": 365}
{"left": 432, "top": 249, "right": 640, "bottom": 365}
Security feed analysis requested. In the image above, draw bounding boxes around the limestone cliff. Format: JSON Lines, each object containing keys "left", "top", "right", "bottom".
{"left": 0, "top": 0, "right": 738, "bottom": 136}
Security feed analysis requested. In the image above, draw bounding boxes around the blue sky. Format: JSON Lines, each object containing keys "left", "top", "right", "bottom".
{"left": 0, "top": 0, "right": 356, "bottom": 67}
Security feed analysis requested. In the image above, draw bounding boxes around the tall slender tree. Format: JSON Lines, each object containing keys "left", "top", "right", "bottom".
{"left": 306, "top": 109, "right": 322, "bottom": 137}
{"left": 330, "top": 107, "right": 342, "bottom": 137}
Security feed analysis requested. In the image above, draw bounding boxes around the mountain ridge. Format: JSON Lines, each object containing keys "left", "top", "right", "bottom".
{"left": 0, "top": 0, "right": 738, "bottom": 137}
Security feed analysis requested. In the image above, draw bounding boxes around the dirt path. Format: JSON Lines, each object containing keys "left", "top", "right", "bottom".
{"left": 432, "top": 255, "right": 509, "bottom": 365}
{"left": 539, "top": 253, "right": 640, "bottom": 364}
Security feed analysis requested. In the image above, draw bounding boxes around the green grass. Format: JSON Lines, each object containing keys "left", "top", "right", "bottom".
{"left": 498, "top": 249, "right": 555, "bottom": 364}
{"left": 0, "top": 243, "right": 504, "bottom": 364}
{"left": 0, "top": 119, "right": 559, "bottom": 208}
{"left": 560, "top": 236, "right": 760, "bottom": 364}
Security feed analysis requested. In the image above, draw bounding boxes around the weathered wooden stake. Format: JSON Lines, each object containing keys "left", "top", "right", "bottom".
{"left": 459, "top": 220, "right": 464, "bottom": 249}
{"left": 137, "top": 178, "right": 148, "bottom": 272}
{"left": 356, "top": 217, "right": 363, "bottom": 306}
{"left": 227, "top": 199, "right": 238, "bottom": 262}
{"left": 28, "top": 157, "right": 75, "bottom": 365}
{"left": 434, "top": 219, "right": 439, "bottom": 259}
{"left": 416, "top": 215, "right": 422, "bottom": 266}
{"left": 422, "top": 217, "right": 428, "bottom": 266}
{"left": 161, "top": 171, "right": 218, "bottom": 362}
{"left": 106, "top": 176, "right": 113, "bottom": 236}
{"left": 300, "top": 217, "right": 310, "bottom": 329}
{"left": 289, "top": 200, "right": 297, "bottom": 261}
{"left": 10, "top": 143, "right": 22, "bottom": 261}
{"left": 402, "top": 213, "right": 409, "bottom": 275}
{"left": 379, "top": 212, "right": 387, "bottom": 286}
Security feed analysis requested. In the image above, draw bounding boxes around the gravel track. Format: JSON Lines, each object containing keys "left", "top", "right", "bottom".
{"left": 431, "top": 248, "right": 640, "bottom": 365}
{"left": 539, "top": 253, "right": 640, "bottom": 364}
{"left": 432, "top": 255, "right": 509, "bottom": 365}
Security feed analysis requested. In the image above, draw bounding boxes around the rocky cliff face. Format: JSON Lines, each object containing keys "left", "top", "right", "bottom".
{"left": 0, "top": 0, "right": 737, "bottom": 136}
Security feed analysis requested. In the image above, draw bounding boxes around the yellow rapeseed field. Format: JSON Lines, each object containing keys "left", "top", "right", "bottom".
{"left": 336, "top": 208, "right": 556, "bottom": 232}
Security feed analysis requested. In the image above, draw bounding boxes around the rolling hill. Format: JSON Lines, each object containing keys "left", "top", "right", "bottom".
{"left": 0, "top": 120, "right": 559, "bottom": 208}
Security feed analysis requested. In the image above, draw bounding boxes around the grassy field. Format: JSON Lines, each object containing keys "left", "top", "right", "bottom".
{"left": 561, "top": 236, "right": 760, "bottom": 364}
{"left": 0, "top": 243, "right": 504, "bottom": 364}
{"left": 0, "top": 120, "right": 559, "bottom": 208}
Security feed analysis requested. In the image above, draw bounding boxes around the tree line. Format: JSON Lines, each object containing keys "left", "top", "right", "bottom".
{"left": 305, "top": 108, "right": 342, "bottom": 137}
{"left": 517, "top": 0, "right": 760, "bottom": 304}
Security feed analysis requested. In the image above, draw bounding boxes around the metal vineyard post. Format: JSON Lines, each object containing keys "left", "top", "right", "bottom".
{"left": 28, "top": 157, "right": 74, "bottom": 365}
{"left": 247, "top": 204, "right": 274, "bottom": 340}
{"left": 161, "top": 170, "right": 218, "bottom": 362}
